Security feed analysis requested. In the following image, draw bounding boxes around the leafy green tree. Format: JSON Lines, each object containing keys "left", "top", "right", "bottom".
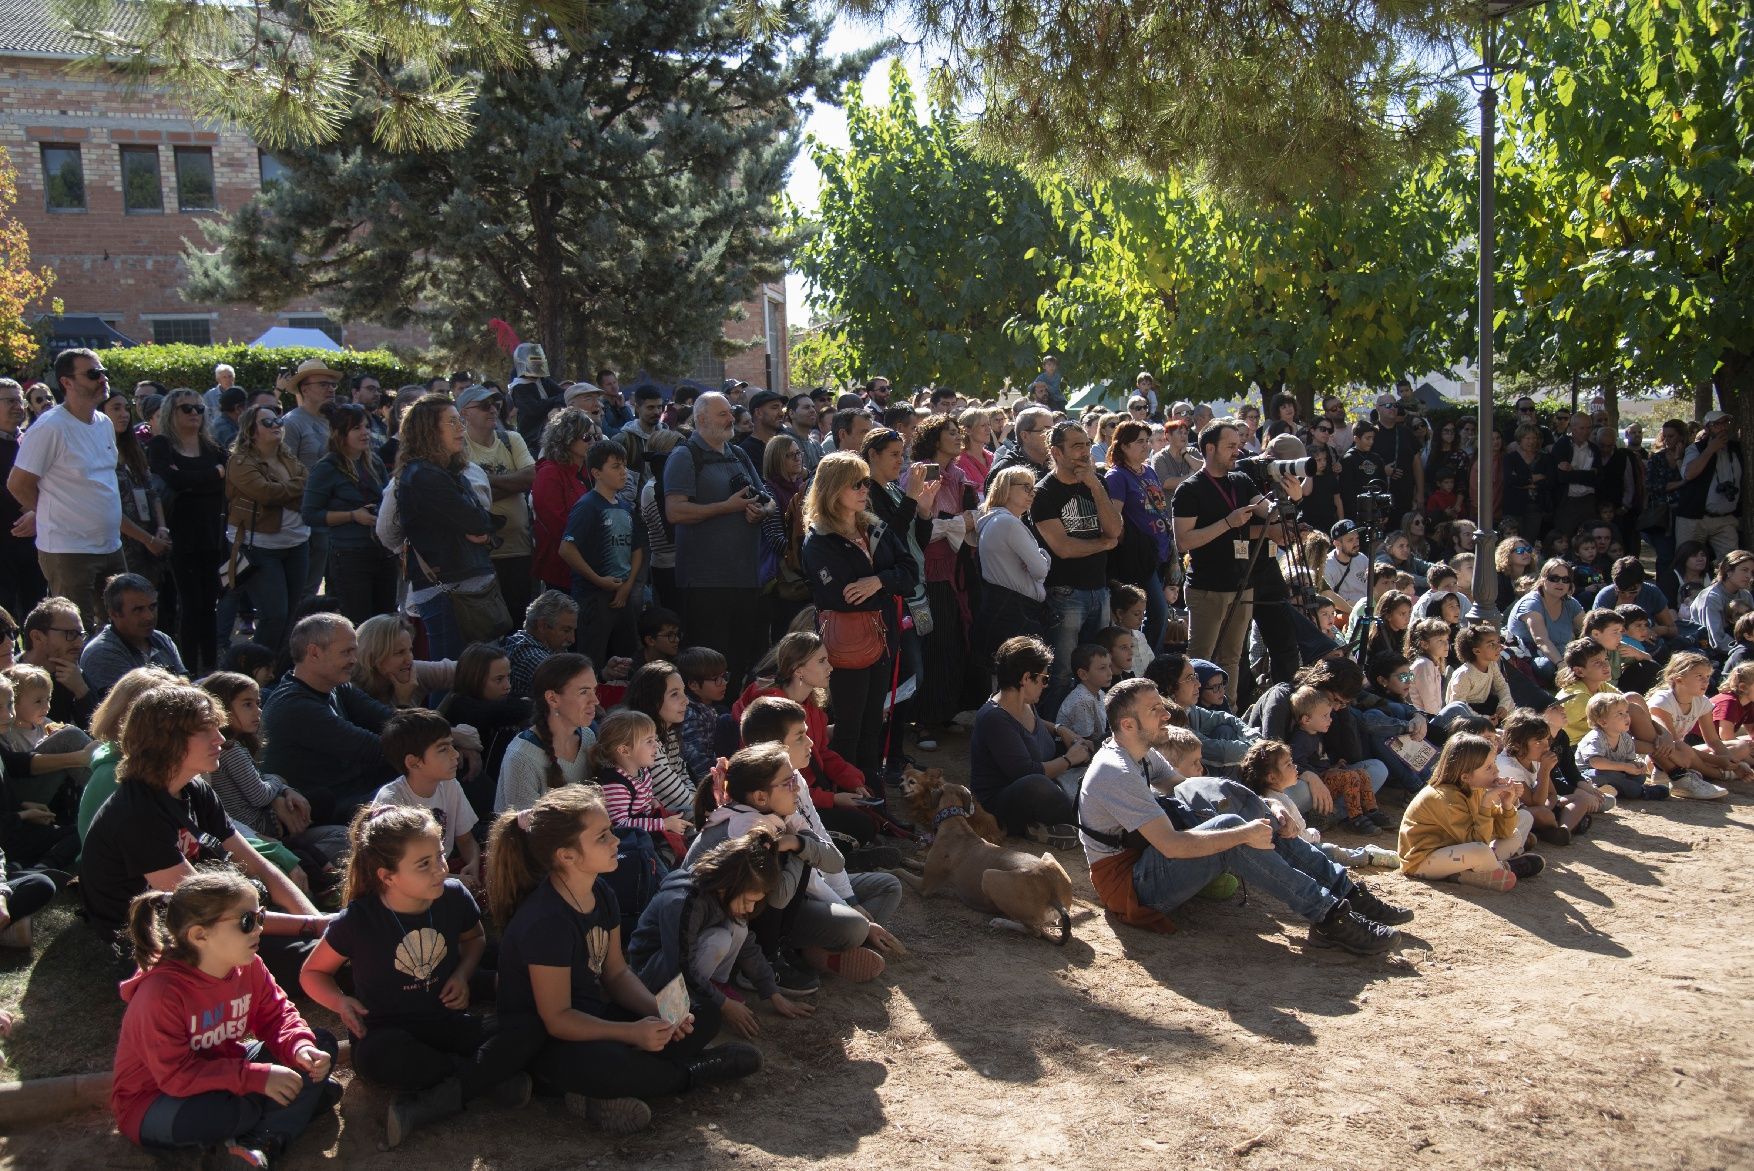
{"left": 788, "top": 322, "right": 857, "bottom": 391}
{"left": 1035, "top": 153, "right": 1476, "bottom": 411}
{"left": 840, "top": 0, "right": 1473, "bottom": 200}
{"left": 0, "top": 149, "right": 55, "bottom": 373}
{"left": 796, "top": 63, "right": 1071, "bottom": 394}
{"left": 182, "top": 0, "right": 870, "bottom": 376}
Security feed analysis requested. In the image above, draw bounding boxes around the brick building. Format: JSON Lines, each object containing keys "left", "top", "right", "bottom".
{"left": 0, "top": 0, "right": 789, "bottom": 390}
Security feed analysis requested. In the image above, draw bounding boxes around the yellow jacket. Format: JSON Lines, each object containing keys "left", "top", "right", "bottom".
{"left": 1398, "top": 782, "right": 1520, "bottom": 874}
{"left": 1555, "top": 680, "right": 1616, "bottom": 744}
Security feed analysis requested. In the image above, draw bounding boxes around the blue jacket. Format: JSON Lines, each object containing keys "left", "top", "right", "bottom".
{"left": 302, "top": 452, "right": 389, "bottom": 551}
{"left": 626, "top": 869, "right": 779, "bottom": 1009}
{"left": 398, "top": 459, "right": 495, "bottom": 587}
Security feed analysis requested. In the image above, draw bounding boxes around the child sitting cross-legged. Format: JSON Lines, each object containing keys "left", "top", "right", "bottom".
{"left": 1577, "top": 691, "right": 1670, "bottom": 802}
{"left": 593, "top": 709, "right": 691, "bottom": 865}
{"left": 676, "top": 646, "right": 733, "bottom": 783}
{"left": 1236, "top": 739, "right": 1308, "bottom": 841}
{"left": 1054, "top": 644, "right": 1113, "bottom": 747}
{"left": 1399, "top": 733, "right": 1543, "bottom": 892}
{"left": 301, "top": 805, "right": 543, "bottom": 1148}
{"left": 1497, "top": 708, "right": 1590, "bottom": 846}
{"left": 373, "top": 709, "right": 481, "bottom": 890}
{"left": 627, "top": 824, "right": 817, "bottom": 1041}
{"left": 1288, "top": 685, "right": 1393, "bottom": 836}
{"left": 112, "top": 870, "right": 340, "bottom": 1167}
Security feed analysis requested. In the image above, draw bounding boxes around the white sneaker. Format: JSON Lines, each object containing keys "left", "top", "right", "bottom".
{"left": 1362, "top": 844, "right": 1403, "bottom": 868}
{"left": 1671, "top": 771, "right": 1728, "bottom": 800}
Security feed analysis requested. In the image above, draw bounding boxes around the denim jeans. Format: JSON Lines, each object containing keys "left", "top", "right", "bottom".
{"left": 138, "top": 1030, "right": 338, "bottom": 1153}
{"left": 301, "top": 527, "right": 330, "bottom": 600}
{"left": 414, "top": 589, "right": 465, "bottom": 662}
{"left": 1045, "top": 585, "right": 1110, "bottom": 717}
{"left": 1142, "top": 567, "right": 1169, "bottom": 655}
{"left": 236, "top": 541, "right": 310, "bottom": 652}
{"left": 1356, "top": 708, "right": 1431, "bottom": 793}
{"left": 1131, "top": 813, "right": 1346, "bottom": 922}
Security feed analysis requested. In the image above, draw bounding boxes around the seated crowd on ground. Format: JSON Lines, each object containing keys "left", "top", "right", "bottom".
{"left": 0, "top": 351, "right": 1749, "bottom": 1164}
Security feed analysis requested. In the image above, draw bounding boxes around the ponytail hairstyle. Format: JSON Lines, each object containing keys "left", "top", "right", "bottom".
{"left": 198, "top": 671, "right": 263, "bottom": 757}
{"left": 772, "top": 631, "right": 828, "bottom": 709}
{"left": 486, "top": 785, "right": 608, "bottom": 926}
{"left": 125, "top": 868, "right": 257, "bottom": 971}
{"left": 689, "top": 824, "right": 783, "bottom": 911}
{"left": 691, "top": 742, "right": 794, "bottom": 827}
{"left": 1237, "top": 739, "right": 1292, "bottom": 797}
{"left": 527, "top": 652, "right": 596, "bottom": 792}
{"left": 341, "top": 804, "right": 444, "bottom": 903}
{"left": 1428, "top": 733, "right": 1494, "bottom": 792}
{"left": 586, "top": 709, "right": 657, "bottom": 776}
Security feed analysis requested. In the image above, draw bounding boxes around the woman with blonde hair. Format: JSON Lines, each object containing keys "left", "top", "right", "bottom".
{"left": 224, "top": 403, "right": 311, "bottom": 652}
{"left": 352, "top": 613, "right": 457, "bottom": 708}
{"left": 954, "top": 406, "right": 996, "bottom": 495}
{"left": 800, "top": 452, "right": 919, "bottom": 783}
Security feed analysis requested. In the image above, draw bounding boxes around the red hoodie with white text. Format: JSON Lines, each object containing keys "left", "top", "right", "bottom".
{"left": 111, "top": 955, "right": 316, "bottom": 1144}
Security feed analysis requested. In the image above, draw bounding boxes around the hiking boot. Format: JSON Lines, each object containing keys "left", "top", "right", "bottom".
{"left": 385, "top": 1077, "right": 463, "bottom": 1148}
{"left": 1308, "top": 900, "right": 1398, "bottom": 955}
{"left": 1507, "top": 853, "right": 1545, "bottom": 881}
{"left": 1670, "top": 770, "right": 1728, "bottom": 800}
{"left": 1365, "top": 808, "right": 1396, "bottom": 829}
{"left": 565, "top": 1094, "right": 652, "bottom": 1134}
{"left": 1533, "top": 823, "right": 1571, "bottom": 846}
{"left": 1346, "top": 882, "right": 1415, "bottom": 926}
{"left": 203, "top": 1144, "right": 270, "bottom": 1170}
{"left": 489, "top": 1072, "right": 533, "bottom": 1109}
{"left": 1456, "top": 865, "right": 1517, "bottom": 892}
{"left": 803, "top": 944, "right": 886, "bottom": 982}
{"left": 772, "top": 951, "right": 820, "bottom": 996}
{"left": 687, "top": 1042, "right": 763, "bottom": 1087}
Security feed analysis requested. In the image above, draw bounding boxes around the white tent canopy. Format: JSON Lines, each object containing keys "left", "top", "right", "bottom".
{"left": 249, "top": 326, "right": 343, "bottom": 351}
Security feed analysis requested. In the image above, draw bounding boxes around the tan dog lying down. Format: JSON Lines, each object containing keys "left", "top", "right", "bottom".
{"left": 896, "top": 783, "right": 1074, "bottom": 945}
{"left": 898, "top": 766, "right": 1005, "bottom": 846}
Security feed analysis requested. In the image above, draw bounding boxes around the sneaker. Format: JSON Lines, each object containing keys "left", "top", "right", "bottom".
{"left": 772, "top": 951, "right": 821, "bottom": 996}
{"left": 1346, "top": 882, "right": 1414, "bottom": 925}
{"left": 1308, "top": 899, "right": 1399, "bottom": 955}
{"left": 1639, "top": 783, "right": 1671, "bottom": 801}
{"left": 1365, "top": 808, "right": 1396, "bottom": 829}
{"left": 490, "top": 1072, "right": 533, "bottom": 1109}
{"left": 846, "top": 843, "right": 904, "bottom": 871}
{"left": 710, "top": 979, "right": 745, "bottom": 1003}
{"left": 1456, "top": 865, "right": 1517, "bottom": 892}
{"left": 916, "top": 735, "right": 939, "bottom": 751}
{"left": 803, "top": 944, "right": 886, "bottom": 983}
{"left": 1344, "top": 814, "right": 1382, "bottom": 837}
{"left": 1361, "top": 844, "right": 1402, "bottom": 869}
{"left": 1671, "top": 771, "right": 1728, "bottom": 800}
{"left": 1507, "top": 852, "right": 1545, "bottom": 880}
{"left": 1533, "top": 823, "right": 1572, "bottom": 846}
{"left": 317, "top": 1077, "right": 345, "bottom": 1112}
{"left": 1594, "top": 788, "right": 1618, "bottom": 812}
{"left": 385, "top": 1078, "right": 462, "bottom": 1148}
{"left": 686, "top": 1042, "right": 763, "bottom": 1086}
{"left": 204, "top": 1145, "right": 270, "bottom": 1170}
{"left": 565, "top": 1094, "right": 652, "bottom": 1134}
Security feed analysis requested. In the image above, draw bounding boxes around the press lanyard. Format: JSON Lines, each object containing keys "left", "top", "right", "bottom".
{"left": 1207, "top": 472, "right": 1239, "bottom": 514}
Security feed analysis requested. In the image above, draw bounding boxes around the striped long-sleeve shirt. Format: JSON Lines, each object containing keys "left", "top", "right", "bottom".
{"left": 599, "top": 766, "right": 666, "bottom": 833}
{"left": 207, "top": 740, "right": 286, "bottom": 836}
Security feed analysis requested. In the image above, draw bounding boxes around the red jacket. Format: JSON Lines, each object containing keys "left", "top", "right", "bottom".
{"left": 532, "top": 458, "right": 591, "bottom": 590}
{"left": 732, "top": 682, "right": 863, "bottom": 807}
{"left": 111, "top": 956, "right": 315, "bottom": 1144}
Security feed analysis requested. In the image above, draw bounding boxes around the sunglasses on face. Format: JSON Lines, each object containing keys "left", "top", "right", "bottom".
{"left": 177, "top": 403, "right": 205, "bottom": 416}
{"left": 1313, "top": 425, "right": 1333, "bottom": 434}
{"left": 1514, "top": 544, "right": 1532, "bottom": 554}
{"left": 1545, "top": 574, "right": 1572, "bottom": 584}
{"left": 257, "top": 416, "right": 283, "bottom": 430}
{"left": 235, "top": 907, "right": 268, "bottom": 934}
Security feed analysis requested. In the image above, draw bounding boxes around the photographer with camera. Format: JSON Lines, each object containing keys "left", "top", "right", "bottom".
{"left": 1172, "top": 421, "right": 1271, "bottom": 708}
{"left": 1235, "top": 437, "right": 1317, "bottom": 702}
{"left": 665, "top": 391, "right": 774, "bottom": 690}
{"left": 1676, "top": 410, "right": 1743, "bottom": 559}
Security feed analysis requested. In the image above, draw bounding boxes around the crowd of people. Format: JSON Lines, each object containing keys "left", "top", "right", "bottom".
{"left": 0, "top": 347, "right": 1748, "bottom": 1166}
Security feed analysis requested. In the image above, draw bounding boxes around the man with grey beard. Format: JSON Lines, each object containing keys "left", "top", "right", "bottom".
{"left": 663, "top": 391, "right": 772, "bottom": 686}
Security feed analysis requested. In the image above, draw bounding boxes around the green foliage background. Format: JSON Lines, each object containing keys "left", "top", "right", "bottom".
{"left": 89, "top": 344, "right": 423, "bottom": 392}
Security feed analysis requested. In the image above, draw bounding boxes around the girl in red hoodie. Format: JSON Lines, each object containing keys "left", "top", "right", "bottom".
{"left": 732, "top": 632, "right": 879, "bottom": 845}
{"left": 112, "top": 868, "right": 338, "bottom": 1168}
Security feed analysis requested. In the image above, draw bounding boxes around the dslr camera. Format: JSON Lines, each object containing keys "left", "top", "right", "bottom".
{"left": 728, "top": 471, "right": 772, "bottom": 509}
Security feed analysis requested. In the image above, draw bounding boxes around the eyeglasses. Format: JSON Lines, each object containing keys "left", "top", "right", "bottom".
{"left": 50, "top": 625, "right": 85, "bottom": 638}
{"left": 234, "top": 907, "right": 268, "bottom": 934}
{"left": 1201, "top": 679, "right": 1225, "bottom": 690}
{"left": 306, "top": 380, "right": 339, "bottom": 391}
{"left": 177, "top": 403, "right": 206, "bottom": 416}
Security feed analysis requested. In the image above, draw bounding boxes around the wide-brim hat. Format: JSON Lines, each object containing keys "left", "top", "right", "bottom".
{"left": 290, "top": 357, "right": 341, "bottom": 389}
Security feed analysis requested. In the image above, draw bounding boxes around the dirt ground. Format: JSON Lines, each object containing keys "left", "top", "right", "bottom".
{"left": 5, "top": 741, "right": 1753, "bottom": 1170}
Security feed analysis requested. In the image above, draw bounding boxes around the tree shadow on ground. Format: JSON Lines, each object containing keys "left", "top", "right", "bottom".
{"left": 3, "top": 897, "right": 125, "bottom": 1081}
{"left": 1112, "top": 897, "right": 1423, "bottom": 1047}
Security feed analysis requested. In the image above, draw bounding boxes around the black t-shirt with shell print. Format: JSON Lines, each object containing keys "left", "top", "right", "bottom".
{"left": 321, "top": 878, "right": 480, "bottom": 1031}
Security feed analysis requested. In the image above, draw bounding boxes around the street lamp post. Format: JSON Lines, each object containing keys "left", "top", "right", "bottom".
{"left": 1467, "top": 0, "right": 1548, "bottom": 625}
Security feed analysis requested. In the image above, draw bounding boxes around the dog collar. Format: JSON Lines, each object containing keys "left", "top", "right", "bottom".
{"left": 933, "top": 805, "right": 969, "bottom": 828}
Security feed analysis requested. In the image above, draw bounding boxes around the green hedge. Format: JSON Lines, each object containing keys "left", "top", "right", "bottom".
{"left": 87, "top": 343, "right": 426, "bottom": 393}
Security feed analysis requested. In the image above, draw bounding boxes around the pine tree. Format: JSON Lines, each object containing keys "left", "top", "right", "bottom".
{"left": 181, "top": 0, "right": 874, "bottom": 374}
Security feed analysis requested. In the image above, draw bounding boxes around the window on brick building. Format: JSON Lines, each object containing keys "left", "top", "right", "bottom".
{"left": 286, "top": 315, "right": 343, "bottom": 345}
{"left": 150, "top": 317, "right": 212, "bottom": 346}
{"left": 40, "top": 145, "right": 85, "bottom": 211}
{"left": 684, "top": 341, "right": 725, "bottom": 387}
{"left": 120, "top": 146, "right": 163, "bottom": 213}
{"left": 258, "top": 151, "right": 287, "bottom": 189}
{"left": 174, "top": 147, "right": 217, "bottom": 211}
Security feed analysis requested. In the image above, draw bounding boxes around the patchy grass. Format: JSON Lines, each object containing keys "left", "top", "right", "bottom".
{"left": 0, "top": 896, "right": 125, "bottom": 1080}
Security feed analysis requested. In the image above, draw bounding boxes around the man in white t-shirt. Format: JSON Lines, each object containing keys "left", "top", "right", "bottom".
{"left": 6, "top": 348, "right": 126, "bottom": 628}
{"left": 1322, "top": 520, "right": 1370, "bottom": 608}
{"left": 457, "top": 384, "right": 536, "bottom": 619}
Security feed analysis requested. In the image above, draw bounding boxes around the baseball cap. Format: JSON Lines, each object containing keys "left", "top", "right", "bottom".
{"left": 453, "top": 384, "right": 502, "bottom": 411}
{"left": 1704, "top": 410, "right": 1730, "bottom": 424}
{"left": 563, "top": 381, "right": 604, "bottom": 404}
{"left": 1331, "top": 519, "right": 1361, "bottom": 540}
{"left": 746, "top": 388, "right": 784, "bottom": 410}
{"left": 722, "top": 378, "right": 749, "bottom": 393}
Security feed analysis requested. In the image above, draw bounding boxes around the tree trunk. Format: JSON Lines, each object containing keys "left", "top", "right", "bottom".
{"left": 530, "top": 186, "right": 567, "bottom": 374}
{"left": 1293, "top": 379, "right": 1316, "bottom": 423}
{"left": 1601, "top": 372, "right": 1618, "bottom": 433}
{"left": 1568, "top": 372, "right": 1580, "bottom": 412}
{"left": 1694, "top": 377, "right": 1716, "bottom": 421}
{"left": 1717, "top": 353, "right": 1754, "bottom": 546}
